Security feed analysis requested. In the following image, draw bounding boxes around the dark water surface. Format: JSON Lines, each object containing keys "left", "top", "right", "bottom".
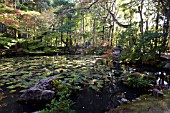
{"left": 0, "top": 55, "right": 168, "bottom": 113}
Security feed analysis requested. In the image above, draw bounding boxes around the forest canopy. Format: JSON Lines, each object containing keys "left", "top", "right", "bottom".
{"left": 0, "top": 0, "right": 169, "bottom": 62}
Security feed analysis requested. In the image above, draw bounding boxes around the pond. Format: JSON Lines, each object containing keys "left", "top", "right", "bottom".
{"left": 0, "top": 55, "right": 168, "bottom": 113}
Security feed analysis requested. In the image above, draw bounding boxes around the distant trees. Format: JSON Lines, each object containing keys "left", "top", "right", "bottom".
{"left": 0, "top": 0, "right": 169, "bottom": 57}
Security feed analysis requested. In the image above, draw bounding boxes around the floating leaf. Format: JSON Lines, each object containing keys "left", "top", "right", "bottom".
{"left": 0, "top": 83, "right": 4, "bottom": 87}
{"left": 7, "top": 85, "right": 16, "bottom": 89}
{"left": 3, "top": 74, "right": 12, "bottom": 79}
{"left": 74, "top": 86, "right": 83, "bottom": 91}
{"left": 10, "top": 90, "right": 16, "bottom": 93}
{"left": 19, "top": 89, "right": 27, "bottom": 93}
{"left": 3, "top": 79, "right": 10, "bottom": 83}
{"left": 6, "top": 82, "right": 14, "bottom": 85}
{"left": 0, "top": 70, "right": 8, "bottom": 77}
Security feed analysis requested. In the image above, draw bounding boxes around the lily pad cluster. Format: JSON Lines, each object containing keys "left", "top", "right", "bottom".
{"left": 0, "top": 55, "right": 113, "bottom": 94}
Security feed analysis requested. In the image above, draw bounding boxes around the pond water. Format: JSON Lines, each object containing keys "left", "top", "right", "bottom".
{"left": 0, "top": 55, "right": 169, "bottom": 113}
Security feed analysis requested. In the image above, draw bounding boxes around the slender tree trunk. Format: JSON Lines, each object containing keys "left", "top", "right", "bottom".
{"left": 138, "top": 0, "right": 144, "bottom": 59}
{"left": 82, "top": 11, "right": 85, "bottom": 43}
{"left": 92, "top": 18, "right": 96, "bottom": 46}
{"left": 155, "top": 1, "right": 160, "bottom": 56}
{"left": 60, "top": 32, "right": 63, "bottom": 47}
{"left": 102, "top": 26, "right": 105, "bottom": 40}
{"left": 145, "top": 0, "right": 149, "bottom": 32}
{"left": 110, "top": 24, "right": 114, "bottom": 46}
{"left": 69, "top": 17, "right": 72, "bottom": 47}
{"left": 0, "top": 22, "right": 3, "bottom": 33}
{"left": 138, "top": 0, "right": 144, "bottom": 34}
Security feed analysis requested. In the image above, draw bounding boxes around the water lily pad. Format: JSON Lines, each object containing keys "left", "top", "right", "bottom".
{"left": 6, "top": 82, "right": 15, "bottom": 85}
{"left": 7, "top": 85, "right": 16, "bottom": 89}
{"left": 20, "top": 71, "right": 29, "bottom": 74}
{"left": 3, "top": 74, "right": 12, "bottom": 79}
{"left": 3, "top": 79, "right": 10, "bottom": 84}
{"left": 0, "top": 83, "right": 4, "bottom": 87}
{"left": 10, "top": 90, "right": 16, "bottom": 93}
{"left": 19, "top": 89, "right": 27, "bottom": 93}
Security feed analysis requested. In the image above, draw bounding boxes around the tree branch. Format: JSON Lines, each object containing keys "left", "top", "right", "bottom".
{"left": 86, "top": 0, "right": 99, "bottom": 10}
{"left": 104, "top": 7, "right": 130, "bottom": 28}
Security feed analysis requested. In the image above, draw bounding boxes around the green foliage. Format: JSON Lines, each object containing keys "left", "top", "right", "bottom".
{"left": 40, "top": 79, "right": 75, "bottom": 113}
{"left": 121, "top": 72, "right": 155, "bottom": 89}
{"left": 53, "top": 0, "right": 74, "bottom": 7}
{"left": 126, "top": 77, "right": 149, "bottom": 89}
{"left": 118, "top": 27, "right": 168, "bottom": 64}
{"left": 0, "top": 35, "right": 24, "bottom": 49}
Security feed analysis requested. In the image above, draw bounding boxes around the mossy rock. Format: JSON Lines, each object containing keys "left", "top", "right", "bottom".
{"left": 120, "top": 72, "right": 156, "bottom": 90}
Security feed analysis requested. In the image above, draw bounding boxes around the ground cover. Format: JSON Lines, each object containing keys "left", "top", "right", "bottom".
{"left": 108, "top": 90, "right": 170, "bottom": 113}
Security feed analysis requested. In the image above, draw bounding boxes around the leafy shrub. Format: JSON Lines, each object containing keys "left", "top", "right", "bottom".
{"left": 121, "top": 72, "right": 156, "bottom": 90}
{"left": 40, "top": 79, "right": 75, "bottom": 113}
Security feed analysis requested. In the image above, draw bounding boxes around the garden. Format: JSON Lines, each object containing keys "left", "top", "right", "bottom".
{"left": 0, "top": 0, "right": 170, "bottom": 113}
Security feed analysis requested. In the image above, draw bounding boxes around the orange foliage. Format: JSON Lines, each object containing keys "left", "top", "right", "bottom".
{"left": 16, "top": 10, "right": 21, "bottom": 15}
{"left": 101, "top": 41, "right": 109, "bottom": 46}
{"left": 7, "top": 4, "right": 13, "bottom": 7}
{"left": 26, "top": 21, "right": 36, "bottom": 26}
{"left": 23, "top": 14, "right": 31, "bottom": 20}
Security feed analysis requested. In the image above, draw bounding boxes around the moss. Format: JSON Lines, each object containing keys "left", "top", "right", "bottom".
{"left": 108, "top": 92, "right": 170, "bottom": 113}
{"left": 120, "top": 72, "right": 156, "bottom": 90}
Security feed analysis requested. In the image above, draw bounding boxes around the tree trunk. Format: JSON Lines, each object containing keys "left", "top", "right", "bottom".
{"left": 145, "top": 0, "right": 149, "bottom": 32}
{"left": 110, "top": 24, "right": 114, "bottom": 46}
{"left": 82, "top": 11, "right": 85, "bottom": 43}
{"left": 92, "top": 18, "right": 96, "bottom": 46}
{"left": 102, "top": 26, "right": 105, "bottom": 40}
{"left": 155, "top": 0, "right": 160, "bottom": 56}
{"left": 138, "top": 0, "right": 144, "bottom": 34}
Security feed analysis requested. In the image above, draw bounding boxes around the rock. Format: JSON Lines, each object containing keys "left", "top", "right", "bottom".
{"left": 118, "top": 100, "right": 123, "bottom": 104}
{"left": 135, "top": 98, "right": 141, "bottom": 101}
{"left": 121, "top": 98, "right": 130, "bottom": 103}
{"left": 165, "top": 63, "right": 170, "bottom": 68}
{"left": 153, "top": 88, "right": 164, "bottom": 97}
{"left": 18, "top": 77, "right": 58, "bottom": 104}
{"left": 32, "top": 111, "right": 39, "bottom": 113}
{"left": 118, "top": 98, "right": 130, "bottom": 105}
{"left": 131, "top": 99, "right": 136, "bottom": 102}
{"left": 34, "top": 77, "right": 57, "bottom": 90}
{"left": 19, "top": 88, "right": 55, "bottom": 102}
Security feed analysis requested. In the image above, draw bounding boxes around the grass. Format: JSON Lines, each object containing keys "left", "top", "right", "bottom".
{"left": 107, "top": 90, "right": 170, "bottom": 113}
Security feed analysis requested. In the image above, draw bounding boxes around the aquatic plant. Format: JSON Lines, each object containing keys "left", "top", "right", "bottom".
{"left": 121, "top": 72, "right": 156, "bottom": 90}
{"left": 40, "top": 79, "right": 75, "bottom": 113}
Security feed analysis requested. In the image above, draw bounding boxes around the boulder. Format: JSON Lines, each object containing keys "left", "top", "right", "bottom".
{"left": 165, "top": 63, "right": 170, "bottom": 69}
{"left": 121, "top": 98, "right": 130, "bottom": 103}
{"left": 18, "top": 77, "right": 58, "bottom": 104}
{"left": 34, "top": 77, "right": 57, "bottom": 90}
{"left": 135, "top": 97, "right": 141, "bottom": 101}
{"left": 18, "top": 88, "right": 55, "bottom": 103}
{"left": 153, "top": 88, "right": 164, "bottom": 97}
{"left": 118, "top": 98, "right": 130, "bottom": 105}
